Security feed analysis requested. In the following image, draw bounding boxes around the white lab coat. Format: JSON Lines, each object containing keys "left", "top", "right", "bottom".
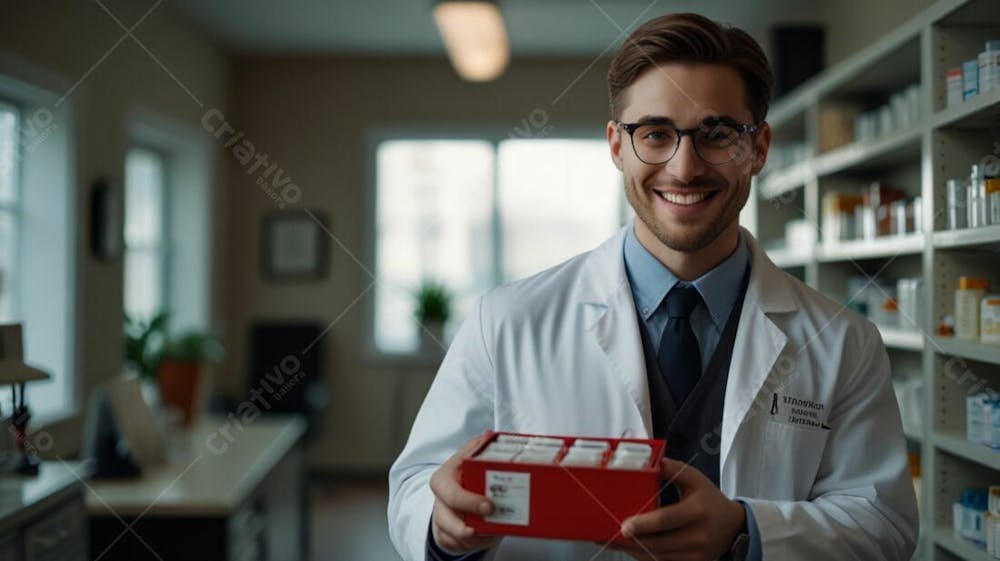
{"left": 388, "top": 225, "right": 918, "bottom": 561}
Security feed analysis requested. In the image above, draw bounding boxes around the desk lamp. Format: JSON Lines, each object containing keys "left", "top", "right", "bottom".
{"left": 0, "top": 324, "right": 50, "bottom": 475}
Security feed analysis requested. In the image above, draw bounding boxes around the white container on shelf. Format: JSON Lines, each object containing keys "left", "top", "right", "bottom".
{"left": 896, "top": 278, "right": 923, "bottom": 331}
{"left": 979, "top": 41, "right": 1000, "bottom": 94}
{"left": 784, "top": 219, "right": 816, "bottom": 253}
{"left": 956, "top": 277, "right": 989, "bottom": 340}
{"left": 947, "top": 178, "right": 968, "bottom": 230}
{"left": 964, "top": 60, "right": 980, "bottom": 100}
{"left": 990, "top": 400, "right": 1000, "bottom": 450}
{"left": 983, "top": 295, "right": 1000, "bottom": 345}
{"left": 969, "top": 164, "right": 988, "bottom": 228}
{"left": 988, "top": 177, "right": 1000, "bottom": 226}
{"left": 947, "top": 67, "right": 964, "bottom": 107}
{"left": 968, "top": 394, "right": 990, "bottom": 446}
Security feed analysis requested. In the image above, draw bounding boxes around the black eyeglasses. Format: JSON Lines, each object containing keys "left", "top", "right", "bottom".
{"left": 617, "top": 119, "right": 760, "bottom": 166}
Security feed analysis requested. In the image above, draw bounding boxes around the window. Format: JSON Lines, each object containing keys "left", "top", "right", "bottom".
{"left": 497, "top": 139, "right": 625, "bottom": 281}
{"left": 0, "top": 102, "right": 17, "bottom": 322}
{"left": 124, "top": 147, "right": 167, "bottom": 323}
{"left": 0, "top": 79, "right": 77, "bottom": 422}
{"left": 373, "top": 136, "right": 624, "bottom": 355}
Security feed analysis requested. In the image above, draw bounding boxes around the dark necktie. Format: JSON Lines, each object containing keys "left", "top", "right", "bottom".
{"left": 656, "top": 285, "right": 703, "bottom": 405}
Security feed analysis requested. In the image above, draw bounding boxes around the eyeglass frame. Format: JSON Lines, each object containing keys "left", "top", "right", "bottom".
{"left": 615, "top": 118, "right": 761, "bottom": 166}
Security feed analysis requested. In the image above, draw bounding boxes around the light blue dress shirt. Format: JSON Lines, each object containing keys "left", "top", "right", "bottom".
{"left": 623, "top": 223, "right": 762, "bottom": 561}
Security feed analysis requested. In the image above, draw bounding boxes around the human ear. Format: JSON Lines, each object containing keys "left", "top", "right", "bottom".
{"left": 750, "top": 122, "right": 771, "bottom": 176}
{"left": 607, "top": 120, "right": 624, "bottom": 171}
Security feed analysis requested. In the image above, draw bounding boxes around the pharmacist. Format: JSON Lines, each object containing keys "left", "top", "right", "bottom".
{"left": 389, "top": 12, "right": 918, "bottom": 561}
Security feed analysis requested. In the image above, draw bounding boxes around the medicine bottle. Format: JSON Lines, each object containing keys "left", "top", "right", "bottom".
{"left": 956, "top": 277, "right": 989, "bottom": 340}
{"left": 982, "top": 295, "right": 1000, "bottom": 345}
{"left": 987, "top": 176, "right": 1000, "bottom": 226}
{"left": 968, "top": 165, "right": 987, "bottom": 228}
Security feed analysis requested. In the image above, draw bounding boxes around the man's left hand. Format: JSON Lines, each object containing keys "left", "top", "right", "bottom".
{"left": 613, "top": 457, "right": 746, "bottom": 561}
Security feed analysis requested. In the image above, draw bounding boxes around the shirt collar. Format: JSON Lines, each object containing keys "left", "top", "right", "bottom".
{"left": 623, "top": 222, "right": 677, "bottom": 321}
{"left": 623, "top": 221, "right": 750, "bottom": 329}
{"left": 691, "top": 233, "right": 749, "bottom": 330}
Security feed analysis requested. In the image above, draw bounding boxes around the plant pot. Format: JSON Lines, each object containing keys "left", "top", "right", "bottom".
{"left": 419, "top": 320, "right": 446, "bottom": 354}
{"left": 156, "top": 360, "right": 205, "bottom": 426}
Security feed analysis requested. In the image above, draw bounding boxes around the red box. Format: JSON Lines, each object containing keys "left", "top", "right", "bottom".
{"left": 460, "top": 431, "right": 666, "bottom": 543}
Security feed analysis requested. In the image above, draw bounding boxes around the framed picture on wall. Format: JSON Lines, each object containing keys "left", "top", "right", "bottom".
{"left": 261, "top": 210, "right": 329, "bottom": 280}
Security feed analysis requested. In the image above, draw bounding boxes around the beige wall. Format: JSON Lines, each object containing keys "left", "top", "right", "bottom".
{"left": 0, "top": 0, "right": 229, "bottom": 455}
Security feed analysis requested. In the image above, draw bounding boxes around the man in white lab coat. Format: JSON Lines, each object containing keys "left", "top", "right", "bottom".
{"left": 389, "top": 12, "right": 918, "bottom": 561}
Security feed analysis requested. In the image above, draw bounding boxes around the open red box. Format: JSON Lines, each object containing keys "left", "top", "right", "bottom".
{"left": 460, "top": 431, "right": 666, "bottom": 543}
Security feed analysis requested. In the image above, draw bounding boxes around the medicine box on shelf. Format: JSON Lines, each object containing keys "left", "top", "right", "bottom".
{"left": 460, "top": 431, "right": 666, "bottom": 543}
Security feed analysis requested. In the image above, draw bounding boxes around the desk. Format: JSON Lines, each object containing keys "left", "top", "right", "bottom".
{"left": 87, "top": 415, "right": 307, "bottom": 561}
{"left": 0, "top": 462, "right": 87, "bottom": 561}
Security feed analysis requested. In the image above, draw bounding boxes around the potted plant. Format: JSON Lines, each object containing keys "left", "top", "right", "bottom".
{"left": 414, "top": 281, "right": 452, "bottom": 353}
{"left": 124, "top": 313, "right": 224, "bottom": 425}
{"left": 124, "top": 312, "right": 169, "bottom": 381}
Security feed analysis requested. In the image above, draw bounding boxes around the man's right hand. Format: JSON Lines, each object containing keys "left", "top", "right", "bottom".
{"left": 429, "top": 435, "right": 503, "bottom": 555}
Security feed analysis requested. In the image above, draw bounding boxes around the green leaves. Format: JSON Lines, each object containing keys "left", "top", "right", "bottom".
{"left": 414, "top": 281, "right": 452, "bottom": 324}
{"left": 123, "top": 311, "right": 224, "bottom": 379}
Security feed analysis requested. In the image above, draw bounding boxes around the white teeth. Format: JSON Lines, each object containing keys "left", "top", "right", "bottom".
{"left": 659, "top": 191, "right": 710, "bottom": 205}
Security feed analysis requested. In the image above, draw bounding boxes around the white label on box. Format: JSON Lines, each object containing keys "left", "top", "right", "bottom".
{"left": 484, "top": 470, "right": 530, "bottom": 526}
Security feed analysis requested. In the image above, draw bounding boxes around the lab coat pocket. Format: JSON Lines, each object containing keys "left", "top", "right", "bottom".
{"left": 756, "top": 419, "right": 830, "bottom": 500}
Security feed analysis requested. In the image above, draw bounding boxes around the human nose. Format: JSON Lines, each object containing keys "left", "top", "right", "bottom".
{"left": 664, "top": 133, "right": 707, "bottom": 183}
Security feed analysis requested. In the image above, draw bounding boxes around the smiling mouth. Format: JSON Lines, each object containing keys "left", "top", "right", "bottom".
{"left": 656, "top": 190, "right": 719, "bottom": 206}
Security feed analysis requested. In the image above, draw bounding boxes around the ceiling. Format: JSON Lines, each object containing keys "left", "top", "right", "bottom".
{"left": 169, "top": 0, "right": 827, "bottom": 56}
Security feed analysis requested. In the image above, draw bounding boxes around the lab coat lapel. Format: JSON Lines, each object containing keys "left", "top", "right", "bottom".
{"left": 578, "top": 225, "right": 652, "bottom": 437}
{"left": 719, "top": 230, "right": 796, "bottom": 488}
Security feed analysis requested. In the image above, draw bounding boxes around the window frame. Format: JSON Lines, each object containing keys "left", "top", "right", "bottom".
{"left": 364, "top": 124, "right": 626, "bottom": 365}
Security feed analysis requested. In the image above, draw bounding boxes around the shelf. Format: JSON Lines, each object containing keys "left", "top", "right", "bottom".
{"left": 879, "top": 325, "right": 925, "bottom": 351}
{"left": 813, "top": 127, "right": 923, "bottom": 177}
{"left": 932, "top": 337, "right": 1000, "bottom": 366}
{"left": 932, "top": 88, "right": 1000, "bottom": 131}
{"left": 933, "top": 226, "right": 1000, "bottom": 251}
{"left": 934, "top": 526, "right": 992, "bottom": 561}
{"left": 766, "top": 247, "right": 813, "bottom": 268}
{"left": 816, "top": 234, "right": 925, "bottom": 262}
{"left": 757, "top": 161, "right": 810, "bottom": 199}
{"left": 938, "top": 0, "right": 1000, "bottom": 31}
{"left": 934, "top": 429, "right": 1000, "bottom": 472}
{"left": 904, "top": 426, "right": 924, "bottom": 443}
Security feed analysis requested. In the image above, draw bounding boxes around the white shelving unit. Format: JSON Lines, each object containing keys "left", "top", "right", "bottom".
{"left": 816, "top": 234, "right": 926, "bottom": 262}
{"left": 935, "top": 529, "right": 994, "bottom": 561}
{"left": 751, "top": 1, "right": 1000, "bottom": 559}
{"left": 933, "top": 338, "right": 1000, "bottom": 366}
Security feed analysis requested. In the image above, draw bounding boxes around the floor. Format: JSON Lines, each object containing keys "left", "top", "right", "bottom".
{"left": 311, "top": 478, "right": 404, "bottom": 561}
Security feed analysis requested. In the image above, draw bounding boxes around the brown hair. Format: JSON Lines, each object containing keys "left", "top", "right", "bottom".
{"left": 607, "top": 13, "right": 773, "bottom": 123}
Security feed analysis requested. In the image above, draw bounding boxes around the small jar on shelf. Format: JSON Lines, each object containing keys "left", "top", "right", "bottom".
{"left": 956, "top": 277, "right": 989, "bottom": 340}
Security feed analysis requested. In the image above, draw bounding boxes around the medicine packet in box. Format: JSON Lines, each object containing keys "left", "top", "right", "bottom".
{"left": 460, "top": 431, "right": 666, "bottom": 543}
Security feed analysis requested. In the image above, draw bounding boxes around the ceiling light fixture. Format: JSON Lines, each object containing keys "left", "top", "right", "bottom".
{"left": 433, "top": 0, "right": 510, "bottom": 82}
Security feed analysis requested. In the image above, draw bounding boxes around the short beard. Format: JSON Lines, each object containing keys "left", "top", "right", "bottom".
{"left": 625, "top": 175, "right": 750, "bottom": 253}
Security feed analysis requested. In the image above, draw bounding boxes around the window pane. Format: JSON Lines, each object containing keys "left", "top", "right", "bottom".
{"left": 125, "top": 147, "right": 164, "bottom": 247}
{"left": 498, "top": 139, "right": 622, "bottom": 282}
{"left": 124, "top": 248, "right": 163, "bottom": 322}
{"left": 0, "top": 104, "right": 15, "bottom": 205}
{"left": 375, "top": 140, "right": 494, "bottom": 353}
{"left": 0, "top": 210, "right": 14, "bottom": 321}
{"left": 124, "top": 146, "right": 166, "bottom": 323}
